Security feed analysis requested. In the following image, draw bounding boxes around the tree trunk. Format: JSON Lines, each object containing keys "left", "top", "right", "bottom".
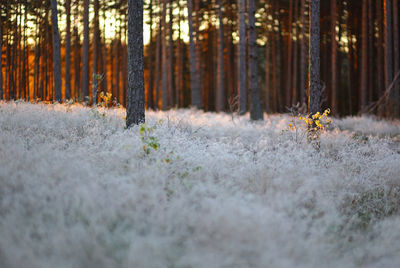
{"left": 300, "top": 0, "right": 306, "bottom": 106}
{"left": 92, "top": 0, "right": 100, "bottom": 105}
{"left": 127, "top": 0, "right": 145, "bottom": 127}
{"left": 102, "top": 0, "right": 108, "bottom": 95}
{"left": 393, "top": 0, "right": 399, "bottom": 116}
{"left": 248, "top": 0, "right": 263, "bottom": 120}
{"left": 360, "top": 0, "right": 368, "bottom": 111}
{"left": 238, "top": 0, "right": 247, "bottom": 114}
{"left": 168, "top": 0, "right": 174, "bottom": 107}
{"left": 308, "top": 0, "right": 321, "bottom": 115}
{"left": 187, "top": 0, "right": 202, "bottom": 108}
{"left": 51, "top": 0, "right": 62, "bottom": 103}
{"left": 73, "top": 26, "right": 81, "bottom": 100}
{"left": 148, "top": 0, "right": 154, "bottom": 109}
{"left": 82, "top": 0, "right": 89, "bottom": 101}
{"left": 0, "top": 14, "right": 3, "bottom": 100}
{"left": 216, "top": 0, "right": 224, "bottom": 112}
{"left": 161, "top": 0, "right": 168, "bottom": 110}
{"left": 65, "top": 0, "right": 72, "bottom": 100}
{"left": 384, "top": 0, "right": 393, "bottom": 115}
{"left": 377, "top": 0, "right": 384, "bottom": 116}
{"left": 292, "top": 0, "right": 299, "bottom": 105}
{"left": 331, "top": 0, "right": 337, "bottom": 115}
{"left": 286, "top": 0, "right": 293, "bottom": 107}
{"left": 155, "top": 6, "right": 162, "bottom": 109}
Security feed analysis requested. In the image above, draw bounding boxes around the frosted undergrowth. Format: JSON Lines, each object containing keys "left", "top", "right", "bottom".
{"left": 0, "top": 101, "right": 399, "bottom": 268}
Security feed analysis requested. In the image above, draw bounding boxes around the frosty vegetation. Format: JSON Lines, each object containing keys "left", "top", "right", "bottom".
{"left": 0, "top": 101, "right": 400, "bottom": 268}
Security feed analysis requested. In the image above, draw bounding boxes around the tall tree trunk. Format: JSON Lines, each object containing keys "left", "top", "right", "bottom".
{"left": 384, "top": 0, "right": 393, "bottom": 115}
{"left": 308, "top": 0, "right": 321, "bottom": 115}
{"left": 161, "top": 0, "right": 168, "bottom": 110}
{"left": 65, "top": 0, "right": 72, "bottom": 100}
{"left": 286, "top": 0, "right": 293, "bottom": 107}
{"left": 292, "top": 0, "right": 299, "bottom": 105}
{"left": 92, "top": 0, "right": 100, "bottom": 105}
{"left": 360, "top": 0, "right": 368, "bottom": 111}
{"left": 300, "top": 0, "right": 306, "bottom": 106}
{"left": 216, "top": 0, "right": 224, "bottom": 112}
{"left": 194, "top": 0, "right": 202, "bottom": 106}
{"left": 73, "top": 26, "right": 81, "bottom": 100}
{"left": 187, "top": 0, "right": 202, "bottom": 108}
{"left": 51, "top": 0, "right": 62, "bottom": 103}
{"left": 148, "top": 0, "right": 154, "bottom": 109}
{"left": 248, "top": 0, "right": 263, "bottom": 120}
{"left": 155, "top": 8, "right": 162, "bottom": 109}
{"left": 168, "top": 0, "right": 174, "bottom": 107}
{"left": 238, "top": 0, "right": 247, "bottom": 114}
{"left": 331, "top": 0, "right": 337, "bottom": 115}
{"left": 393, "top": 0, "right": 399, "bottom": 116}
{"left": 377, "top": 0, "right": 384, "bottom": 116}
{"left": 102, "top": 0, "right": 108, "bottom": 95}
{"left": 127, "top": 0, "right": 145, "bottom": 127}
{"left": 82, "top": 0, "right": 90, "bottom": 101}
{"left": 0, "top": 15, "right": 3, "bottom": 100}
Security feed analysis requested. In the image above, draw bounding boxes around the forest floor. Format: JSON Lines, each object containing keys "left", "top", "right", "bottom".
{"left": 1, "top": 101, "right": 400, "bottom": 268}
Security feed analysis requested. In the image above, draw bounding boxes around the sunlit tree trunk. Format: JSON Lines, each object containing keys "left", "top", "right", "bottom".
{"left": 102, "top": 0, "right": 108, "bottom": 95}
{"left": 308, "top": 0, "right": 321, "bottom": 115}
{"left": 82, "top": 0, "right": 89, "bottom": 101}
{"left": 73, "top": 26, "right": 81, "bottom": 100}
{"left": 126, "top": 0, "right": 145, "bottom": 127}
{"left": 168, "top": 0, "right": 174, "bottom": 107}
{"left": 51, "top": 0, "right": 62, "bottom": 103}
{"left": 216, "top": 0, "right": 224, "bottom": 112}
{"left": 187, "top": 0, "right": 202, "bottom": 108}
{"left": 0, "top": 14, "right": 3, "bottom": 100}
{"left": 238, "top": 0, "right": 247, "bottom": 114}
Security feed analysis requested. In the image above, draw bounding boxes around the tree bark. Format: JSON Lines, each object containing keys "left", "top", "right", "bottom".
{"left": 360, "top": 0, "right": 368, "bottom": 111}
{"left": 161, "top": 0, "right": 168, "bottom": 110}
{"left": 238, "top": 0, "right": 247, "bottom": 114}
{"left": 384, "top": 0, "right": 393, "bottom": 97}
{"left": 299, "top": 0, "right": 306, "bottom": 107}
{"left": 82, "top": 0, "right": 90, "bottom": 101}
{"left": 292, "top": 0, "right": 299, "bottom": 105}
{"left": 0, "top": 14, "right": 3, "bottom": 100}
{"left": 50, "top": 0, "right": 62, "bottom": 103}
{"left": 127, "top": 0, "right": 145, "bottom": 127}
{"left": 308, "top": 0, "right": 321, "bottom": 115}
{"left": 216, "top": 0, "right": 224, "bottom": 112}
{"left": 65, "top": 0, "right": 72, "bottom": 100}
{"left": 92, "top": 0, "right": 100, "bottom": 105}
{"left": 393, "top": 0, "right": 399, "bottom": 116}
{"left": 148, "top": 0, "right": 154, "bottom": 109}
{"left": 168, "top": 0, "right": 174, "bottom": 107}
{"left": 187, "top": 0, "right": 202, "bottom": 108}
{"left": 247, "top": 0, "right": 263, "bottom": 120}
{"left": 286, "top": 0, "right": 293, "bottom": 106}
{"left": 331, "top": 0, "right": 337, "bottom": 115}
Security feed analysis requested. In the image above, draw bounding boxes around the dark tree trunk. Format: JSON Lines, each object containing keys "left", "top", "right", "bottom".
{"left": 238, "top": 0, "right": 247, "bottom": 114}
{"left": 126, "top": 0, "right": 145, "bottom": 127}
{"left": 92, "top": 0, "right": 100, "bottom": 105}
{"left": 168, "top": 0, "right": 174, "bottom": 107}
{"left": 360, "top": 0, "right": 368, "bottom": 111}
{"left": 300, "top": 0, "right": 306, "bottom": 106}
{"left": 73, "top": 26, "right": 81, "bottom": 100}
{"left": 308, "top": 0, "right": 321, "bottom": 115}
{"left": 292, "top": 0, "right": 299, "bottom": 105}
{"left": 65, "top": 0, "right": 72, "bottom": 100}
{"left": 102, "top": 0, "right": 108, "bottom": 95}
{"left": 161, "top": 0, "right": 168, "bottom": 110}
{"left": 286, "top": 0, "right": 293, "bottom": 106}
{"left": 377, "top": 0, "right": 384, "bottom": 116}
{"left": 331, "top": 0, "right": 337, "bottom": 115}
{"left": 148, "top": 0, "right": 154, "bottom": 109}
{"left": 384, "top": 0, "right": 393, "bottom": 98}
{"left": 82, "top": 0, "right": 89, "bottom": 101}
{"left": 248, "top": 0, "right": 263, "bottom": 120}
{"left": 393, "top": 0, "right": 399, "bottom": 116}
{"left": 187, "top": 0, "right": 202, "bottom": 108}
{"left": 51, "top": 0, "right": 62, "bottom": 103}
{"left": 216, "top": 0, "right": 224, "bottom": 112}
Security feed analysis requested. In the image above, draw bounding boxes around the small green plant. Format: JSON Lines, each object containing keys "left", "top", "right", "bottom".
{"left": 139, "top": 124, "right": 160, "bottom": 155}
{"left": 98, "top": 92, "right": 113, "bottom": 107}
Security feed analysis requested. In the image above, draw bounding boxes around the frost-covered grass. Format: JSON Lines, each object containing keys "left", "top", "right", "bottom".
{"left": 0, "top": 101, "right": 400, "bottom": 268}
